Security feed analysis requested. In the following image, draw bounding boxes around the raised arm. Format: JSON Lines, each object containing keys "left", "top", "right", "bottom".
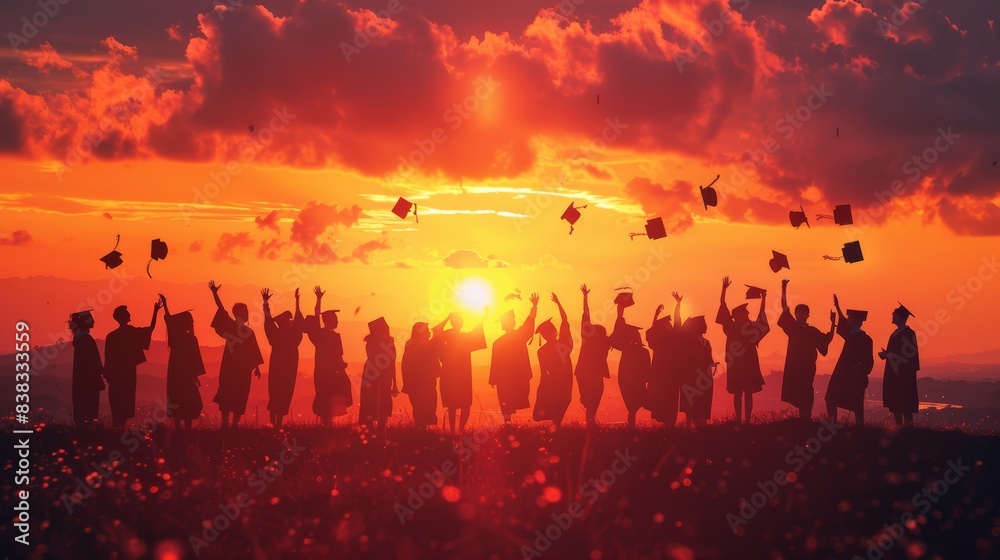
{"left": 208, "top": 280, "right": 224, "bottom": 310}
{"left": 314, "top": 285, "right": 325, "bottom": 317}
{"left": 261, "top": 288, "right": 273, "bottom": 319}
{"left": 672, "top": 292, "right": 683, "bottom": 328}
{"left": 293, "top": 288, "right": 303, "bottom": 321}
{"left": 755, "top": 291, "right": 770, "bottom": 336}
{"left": 158, "top": 294, "right": 170, "bottom": 316}
{"left": 781, "top": 279, "right": 789, "bottom": 312}
{"left": 580, "top": 284, "right": 592, "bottom": 328}
{"left": 149, "top": 298, "right": 163, "bottom": 331}
{"left": 652, "top": 304, "right": 664, "bottom": 329}
{"left": 833, "top": 293, "right": 845, "bottom": 322}
{"left": 552, "top": 292, "right": 568, "bottom": 325}
{"left": 720, "top": 276, "right": 731, "bottom": 305}
{"left": 716, "top": 277, "right": 732, "bottom": 326}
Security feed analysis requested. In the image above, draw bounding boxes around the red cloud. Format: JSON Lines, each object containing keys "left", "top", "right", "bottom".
{"left": 0, "top": 230, "right": 33, "bottom": 246}
{"left": 211, "top": 232, "right": 254, "bottom": 263}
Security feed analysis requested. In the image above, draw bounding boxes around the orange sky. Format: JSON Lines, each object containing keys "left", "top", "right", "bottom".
{"left": 1, "top": 0, "right": 999, "bottom": 364}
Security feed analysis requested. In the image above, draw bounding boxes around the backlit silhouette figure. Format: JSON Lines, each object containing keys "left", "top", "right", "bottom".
{"left": 359, "top": 317, "right": 398, "bottom": 437}
{"left": 105, "top": 301, "right": 161, "bottom": 427}
{"left": 70, "top": 310, "right": 105, "bottom": 427}
{"left": 880, "top": 304, "right": 920, "bottom": 426}
{"left": 777, "top": 279, "right": 834, "bottom": 419}
{"left": 437, "top": 308, "right": 487, "bottom": 433}
{"left": 262, "top": 288, "right": 304, "bottom": 428}
{"left": 717, "top": 277, "right": 770, "bottom": 424}
{"left": 161, "top": 295, "right": 205, "bottom": 429}
{"left": 208, "top": 280, "right": 264, "bottom": 428}
{"left": 609, "top": 307, "right": 650, "bottom": 428}
{"left": 401, "top": 322, "right": 441, "bottom": 428}
{"left": 490, "top": 293, "right": 539, "bottom": 423}
{"left": 306, "top": 286, "right": 352, "bottom": 425}
{"left": 533, "top": 293, "right": 573, "bottom": 427}
{"left": 825, "top": 295, "right": 874, "bottom": 425}
{"left": 576, "top": 284, "right": 613, "bottom": 426}
{"left": 647, "top": 294, "right": 683, "bottom": 425}
{"left": 678, "top": 315, "right": 715, "bottom": 425}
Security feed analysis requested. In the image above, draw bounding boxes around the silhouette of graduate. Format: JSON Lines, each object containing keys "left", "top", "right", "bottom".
{"left": 533, "top": 293, "right": 574, "bottom": 427}
{"left": 880, "top": 303, "right": 920, "bottom": 426}
{"left": 825, "top": 295, "right": 874, "bottom": 425}
{"left": 305, "top": 286, "right": 352, "bottom": 425}
{"left": 490, "top": 292, "right": 539, "bottom": 424}
{"left": 261, "top": 288, "right": 304, "bottom": 428}
{"left": 777, "top": 279, "right": 834, "bottom": 420}
{"left": 160, "top": 294, "right": 205, "bottom": 429}
{"left": 716, "top": 277, "right": 770, "bottom": 424}
{"left": 208, "top": 280, "right": 264, "bottom": 428}
{"left": 436, "top": 307, "right": 487, "bottom": 433}
{"left": 105, "top": 300, "right": 162, "bottom": 427}
{"left": 401, "top": 322, "right": 442, "bottom": 429}
{"left": 70, "top": 310, "right": 105, "bottom": 428}
{"left": 576, "top": 284, "right": 613, "bottom": 427}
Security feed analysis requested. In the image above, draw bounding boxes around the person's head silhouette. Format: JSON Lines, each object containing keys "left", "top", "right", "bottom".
{"left": 274, "top": 310, "right": 293, "bottom": 329}
{"left": 794, "top": 304, "right": 810, "bottom": 325}
{"left": 536, "top": 319, "right": 557, "bottom": 344}
{"left": 233, "top": 303, "right": 249, "bottom": 324}
{"left": 113, "top": 305, "right": 132, "bottom": 326}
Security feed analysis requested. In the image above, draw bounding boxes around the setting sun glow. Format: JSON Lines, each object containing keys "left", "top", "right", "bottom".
{"left": 456, "top": 277, "right": 494, "bottom": 311}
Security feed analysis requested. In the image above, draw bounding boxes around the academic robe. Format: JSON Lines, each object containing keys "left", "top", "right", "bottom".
{"left": 164, "top": 313, "right": 205, "bottom": 421}
{"left": 306, "top": 323, "right": 353, "bottom": 418}
{"left": 609, "top": 319, "right": 650, "bottom": 414}
{"left": 263, "top": 310, "right": 303, "bottom": 416}
{"left": 211, "top": 308, "right": 264, "bottom": 415}
{"left": 104, "top": 324, "right": 153, "bottom": 423}
{"left": 402, "top": 337, "right": 441, "bottom": 426}
{"left": 575, "top": 313, "right": 612, "bottom": 415}
{"left": 882, "top": 326, "right": 920, "bottom": 413}
{"left": 646, "top": 319, "right": 681, "bottom": 424}
{"left": 72, "top": 333, "right": 105, "bottom": 425}
{"left": 825, "top": 322, "right": 874, "bottom": 413}
{"left": 679, "top": 333, "right": 715, "bottom": 421}
{"left": 360, "top": 336, "right": 397, "bottom": 423}
{"left": 533, "top": 320, "right": 574, "bottom": 424}
{"left": 778, "top": 309, "right": 833, "bottom": 411}
{"left": 439, "top": 325, "right": 486, "bottom": 409}
{"left": 716, "top": 303, "right": 770, "bottom": 394}
{"left": 489, "top": 313, "right": 535, "bottom": 415}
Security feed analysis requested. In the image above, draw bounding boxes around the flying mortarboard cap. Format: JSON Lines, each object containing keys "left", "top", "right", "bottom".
{"left": 745, "top": 285, "right": 767, "bottom": 299}
{"left": 824, "top": 241, "right": 863, "bottom": 263}
{"left": 893, "top": 302, "right": 915, "bottom": 318}
{"left": 561, "top": 202, "right": 587, "bottom": 234}
{"left": 846, "top": 309, "right": 868, "bottom": 321}
{"left": 769, "top": 250, "right": 790, "bottom": 273}
{"left": 147, "top": 238, "right": 168, "bottom": 278}
{"left": 630, "top": 217, "right": 667, "bottom": 240}
{"left": 392, "top": 197, "right": 419, "bottom": 223}
{"left": 614, "top": 287, "right": 635, "bottom": 308}
{"left": 789, "top": 205, "right": 810, "bottom": 229}
{"left": 833, "top": 205, "right": 853, "bottom": 225}
{"left": 100, "top": 234, "right": 123, "bottom": 269}
{"left": 700, "top": 174, "right": 720, "bottom": 210}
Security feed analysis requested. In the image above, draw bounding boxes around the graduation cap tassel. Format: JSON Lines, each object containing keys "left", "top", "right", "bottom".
{"left": 628, "top": 233, "right": 647, "bottom": 240}
{"left": 822, "top": 255, "right": 843, "bottom": 261}
{"left": 816, "top": 214, "right": 835, "bottom": 221}
{"left": 146, "top": 259, "right": 153, "bottom": 278}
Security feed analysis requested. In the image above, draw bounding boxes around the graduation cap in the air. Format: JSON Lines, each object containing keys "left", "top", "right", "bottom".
{"left": 846, "top": 309, "right": 868, "bottom": 322}
{"left": 700, "top": 174, "right": 720, "bottom": 210}
{"left": 789, "top": 205, "right": 810, "bottom": 229}
{"left": 893, "top": 303, "right": 915, "bottom": 319}
{"left": 147, "top": 238, "right": 168, "bottom": 278}
{"left": 561, "top": 202, "right": 588, "bottom": 234}
{"left": 817, "top": 205, "right": 853, "bottom": 226}
{"left": 745, "top": 285, "right": 767, "bottom": 299}
{"left": 824, "top": 241, "right": 864, "bottom": 263}
{"left": 614, "top": 287, "right": 635, "bottom": 308}
{"left": 392, "top": 197, "right": 419, "bottom": 223}
{"left": 100, "top": 235, "right": 123, "bottom": 269}
{"left": 630, "top": 217, "right": 667, "bottom": 240}
{"left": 769, "top": 250, "right": 790, "bottom": 273}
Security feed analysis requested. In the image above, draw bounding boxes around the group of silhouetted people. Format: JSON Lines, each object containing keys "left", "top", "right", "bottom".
{"left": 68, "top": 278, "right": 922, "bottom": 431}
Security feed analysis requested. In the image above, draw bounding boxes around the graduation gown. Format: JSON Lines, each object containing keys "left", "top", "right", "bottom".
{"left": 679, "top": 334, "right": 715, "bottom": 420}
{"left": 263, "top": 311, "right": 303, "bottom": 416}
{"left": 104, "top": 324, "right": 152, "bottom": 422}
{"left": 778, "top": 309, "right": 833, "bottom": 410}
{"left": 439, "top": 325, "right": 486, "bottom": 409}
{"left": 402, "top": 338, "right": 441, "bottom": 426}
{"left": 716, "top": 303, "right": 770, "bottom": 394}
{"left": 646, "top": 319, "right": 681, "bottom": 424}
{"left": 533, "top": 320, "right": 574, "bottom": 424}
{"left": 882, "top": 326, "right": 920, "bottom": 413}
{"left": 360, "top": 336, "right": 397, "bottom": 423}
{"left": 825, "top": 323, "right": 874, "bottom": 412}
{"left": 306, "top": 324, "right": 352, "bottom": 418}
{"left": 610, "top": 319, "right": 650, "bottom": 414}
{"left": 211, "top": 308, "right": 264, "bottom": 415}
{"left": 489, "top": 314, "right": 535, "bottom": 415}
{"left": 575, "top": 315, "right": 612, "bottom": 414}
{"left": 72, "top": 333, "right": 104, "bottom": 425}
{"left": 164, "top": 313, "right": 205, "bottom": 420}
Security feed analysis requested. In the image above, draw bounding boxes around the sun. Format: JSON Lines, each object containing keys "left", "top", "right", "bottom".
{"left": 455, "top": 277, "right": 494, "bottom": 311}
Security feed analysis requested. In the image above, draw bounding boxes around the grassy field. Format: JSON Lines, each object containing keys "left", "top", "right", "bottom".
{"left": 2, "top": 419, "right": 999, "bottom": 559}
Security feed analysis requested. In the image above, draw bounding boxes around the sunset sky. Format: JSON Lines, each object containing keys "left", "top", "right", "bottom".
{"left": 1, "top": 0, "right": 998, "bottom": 366}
